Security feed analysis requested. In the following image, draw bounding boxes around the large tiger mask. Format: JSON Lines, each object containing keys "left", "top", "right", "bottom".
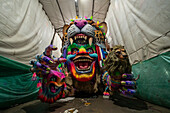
{"left": 62, "top": 18, "right": 107, "bottom": 93}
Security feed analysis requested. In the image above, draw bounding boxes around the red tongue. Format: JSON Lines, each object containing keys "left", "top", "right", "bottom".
{"left": 51, "top": 86, "right": 56, "bottom": 93}
{"left": 79, "top": 62, "right": 88, "bottom": 69}
{"left": 76, "top": 34, "right": 85, "bottom": 36}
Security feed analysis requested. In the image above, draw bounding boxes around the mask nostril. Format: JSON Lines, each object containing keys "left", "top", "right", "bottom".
{"left": 74, "top": 22, "right": 77, "bottom": 25}
{"left": 84, "top": 22, "right": 87, "bottom": 25}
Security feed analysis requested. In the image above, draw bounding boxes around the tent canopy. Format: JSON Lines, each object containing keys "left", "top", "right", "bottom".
{"left": 39, "top": 0, "right": 110, "bottom": 33}
{"left": 0, "top": 0, "right": 169, "bottom": 65}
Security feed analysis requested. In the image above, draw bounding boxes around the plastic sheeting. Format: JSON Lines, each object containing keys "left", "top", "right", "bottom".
{"left": 0, "top": 56, "right": 38, "bottom": 108}
{"left": 105, "top": 0, "right": 170, "bottom": 64}
{"left": 0, "top": 0, "right": 61, "bottom": 65}
{"left": 132, "top": 51, "right": 170, "bottom": 108}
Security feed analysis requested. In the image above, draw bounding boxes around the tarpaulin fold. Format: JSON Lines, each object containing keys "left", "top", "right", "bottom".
{"left": 132, "top": 51, "right": 170, "bottom": 108}
{"left": 0, "top": 56, "right": 38, "bottom": 108}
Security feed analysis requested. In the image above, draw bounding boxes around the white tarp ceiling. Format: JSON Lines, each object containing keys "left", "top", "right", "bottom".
{"left": 0, "top": 0, "right": 169, "bottom": 65}
{"left": 105, "top": 0, "right": 170, "bottom": 64}
{"left": 39, "top": 0, "right": 110, "bottom": 33}
{"left": 40, "top": 0, "right": 170, "bottom": 64}
{"left": 0, "top": 0, "right": 61, "bottom": 65}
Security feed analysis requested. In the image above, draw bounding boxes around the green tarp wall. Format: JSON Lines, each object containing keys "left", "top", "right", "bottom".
{"left": 0, "top": 52, "right": 170, "bottom": 108}
{"left": 0, "top": 56, "right": 38, "bottom": 109}
{"left": 132, "top": 51, "right": 170, "bottom": 108}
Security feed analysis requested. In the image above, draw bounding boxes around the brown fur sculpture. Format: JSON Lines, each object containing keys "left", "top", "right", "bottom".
{"left": 104, "top": 45, "right": 131, "bottom": 76}
{"left": 102, "top": 45, "right": 135, "bottom": 96}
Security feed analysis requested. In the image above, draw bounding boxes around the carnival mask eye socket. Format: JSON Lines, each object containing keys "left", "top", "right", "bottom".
{"left": 71, "top": 48, "right": 79, "bottom": 54}
{"left": 50, "top": 76, "right": 56, "bottom": 82}
{"left": 100, "top": 34, "right": 102, "bottom": 36}
{"left": 96, "top": 33, "right": 99, "bottom": 37}
{"left": 87, "top": 47, "right": 94, "bottom": 54}
{"left": 74, "top": 22, "right": 77, "bottom": 25}
{"left": 84, "top": 21, "right": 87, "bottom": 25}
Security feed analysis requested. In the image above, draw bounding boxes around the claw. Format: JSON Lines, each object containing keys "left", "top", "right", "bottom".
{"left": 121, "top": 81, "right": 136, "bottom": 86}
{"left": 30, "top": 60, "right": 50, "bottom": 71}
{"left": 135, "top": 74, "right": 140, "bottom": 80}
{"left": 122, "top": 87, "right": 136, "bottom": 95}
{"left": 36, "top": 55, "right": 54, "bottom": 64}
{"left": 122, "top": 73, "right": 134, "bottom": 79}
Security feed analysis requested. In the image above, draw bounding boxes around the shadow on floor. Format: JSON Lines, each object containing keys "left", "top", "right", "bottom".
{"left": 22, "top": 101, "right": 66, "bottom": 113}
{"left": 110, "top": 94, "right": 148, "bottom": 110}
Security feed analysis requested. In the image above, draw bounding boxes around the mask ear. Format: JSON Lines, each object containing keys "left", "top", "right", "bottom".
{"left": 63, "top": 24, "right": 70, "bottom": 34}
{"left": 99, "top": 22, "right": 107, "bottom": 34}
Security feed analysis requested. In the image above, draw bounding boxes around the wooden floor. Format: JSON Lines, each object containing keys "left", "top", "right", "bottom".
{"left": 1, "top": 95, "right": 170, "bottom": 113}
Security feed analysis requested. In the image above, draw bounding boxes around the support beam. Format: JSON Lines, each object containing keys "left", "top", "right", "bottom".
{"left": 104, "top": 0, "right": 110, "bottom": 20}
{"left": 92, "top": 0, "right": 95, "bottom": 16}
{"left": 50, "top": 30, "right": 56, "bottom": 45}
{"left": 75, "top": 0, "right": 79, "bottom": 17}
{"left": 51, "top": 27, "right": 64, "bottom": 45}
{"left": 56, "top": 27, "right": 63, "bottom": 33}
{"left": 56, "top": 0, "right": 66, "bottom": 24}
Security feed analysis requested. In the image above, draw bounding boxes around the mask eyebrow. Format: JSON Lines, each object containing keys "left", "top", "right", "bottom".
{"left": 115, "top": 49, "right": 121, "bottom": 52}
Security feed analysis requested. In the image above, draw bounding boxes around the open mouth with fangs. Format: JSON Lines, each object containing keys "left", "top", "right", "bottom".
{"left": 48, "top": 75, "right": 64, "bottom": 94}
{"left": 72, "top": 56, "right": 95, "bottom": 74}
{"left": 69, "top": 34, "right": 93, "bottom": 45}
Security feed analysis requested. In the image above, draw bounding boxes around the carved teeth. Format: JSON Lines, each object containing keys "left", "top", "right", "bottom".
{"left": 74, "top": 59, "right": 93, "bottom": 71}
{"left": 85, "top": 36, "right": 87, "bottom": 40}
{"left": 87, "top": 66, "right": 90, "bottom": 70}
{"left": 89, "top": 37, "right": 93, "bottom": 46}
{"left": 74, "top": 59, "right": 92, "bottom": 63}
{"left": 76, "top": 66, "right": 91, "bottom": 71}
{"left": 73, "top": 35, "right": 88, "bottom": 40}
{"left": 70, "top": 38, "right": 73, "bottom": 45}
